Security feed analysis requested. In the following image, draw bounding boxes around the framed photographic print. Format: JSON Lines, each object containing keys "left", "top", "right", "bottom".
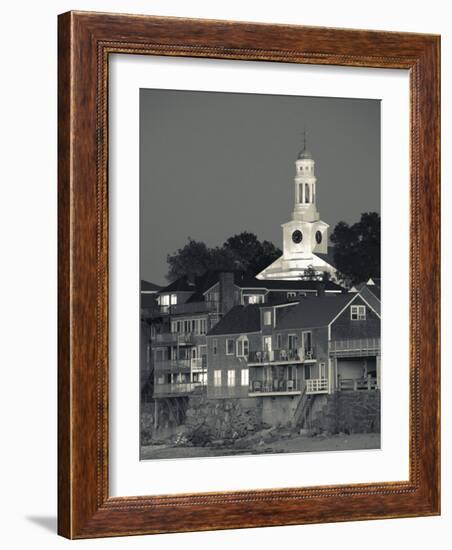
{"left": 58, "top": 11, "right": 440, "bottom": 538}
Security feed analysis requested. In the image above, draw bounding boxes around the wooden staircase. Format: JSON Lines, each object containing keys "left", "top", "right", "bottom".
{"left": 293, "top": 385, "right": 315, "bottom": 430}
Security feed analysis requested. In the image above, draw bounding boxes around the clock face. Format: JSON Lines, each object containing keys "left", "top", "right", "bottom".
{"left": 315, "top": 230, "right": 322, "bottom": 244}
{"left": 292, "top": 230, "right": 303, "bottom": 244}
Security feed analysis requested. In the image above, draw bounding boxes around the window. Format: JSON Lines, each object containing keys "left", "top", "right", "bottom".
{"left": 263, "top": 310, "right": 272, "bottom": 325}
{"left": 243, "top": 294, "right": 264, "bottom": 305}
{"left": 170, "top": 294, "right": 177, "bottom": 305}
{"left": 276, "top": 334, "right": 282, "bottom": 349}
{"left": 351, "top": 305, "right": 366, "bottom": 320}
{"left": 241, "top": 369, "right": 249, "bottom": 386}
{"left": 213, "top": 338, "right": 218, "bottom": 355}
{"left": 171, "top": 321, "right": 177, "bottom": 333}
{"left": 287, "top": 291, "right": 297, "bottom": 299}
{"left": 236, "top": 336, "right": 249, "bottom": 357}
{"left": 302, "top": 331, "right": 312, "bottom": 352}
{"left": 159, "top": 294, "right": 169, "bottom": 306}
{"left": 305, "top": 183, "right": 310, "bottom": 203}
{"left": 292, "top": 229, "right": 303, "bottom": 244}
{"left": 288, "top": 334, "right": 297, "bottom": 350}
{"left": 226, "top": 338, "right": 234, "bottom": 355}
{"left": 227, "top": 370, "right": 236, "bottom": 387}
{"left": 214, "top": 370, "right": 222, "bottom": 387}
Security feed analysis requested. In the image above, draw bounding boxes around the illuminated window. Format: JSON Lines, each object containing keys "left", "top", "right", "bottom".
{"left": 241, "top": 369, "right": 249, "bottom": 386}
{"left": 214, "top": 370, "right": 222, "bottom": 386}
{"left": 227, "top": 370, "right": 236, "bottom": 387}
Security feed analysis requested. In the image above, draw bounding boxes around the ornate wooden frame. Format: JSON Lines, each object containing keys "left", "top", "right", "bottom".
{"left": 58, "top": 11, "right": 440, "bottom": 539}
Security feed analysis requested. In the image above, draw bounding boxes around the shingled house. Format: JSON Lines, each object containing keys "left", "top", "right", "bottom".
{"left": 206, "top": 284, "right": 381, "bottom": 427}
{"left": 143, "top": 272, "right": 344, "bottom": 428}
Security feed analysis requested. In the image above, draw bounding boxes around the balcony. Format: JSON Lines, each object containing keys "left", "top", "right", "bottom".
{"left": 152, "top": 332, "right": 197, "bottom": 345}
{"left": 153, "top": 382, "right": 204, "bottom": 397}
{"left": 329, "top": 338, "right": 380, "bottom": 357}
{"left": 248, "top": 379, "right": 302, "bottom": 397}
{"left": 306, "top": 378, "right": 329, "bottom": 394}
{"left": 154, "top": 357, "right": 207, "bottom": 372}
{"left": 154, "top": 359, "right": 191, "bottom": 372}
{"left": 190, "top": 357, "right": 207, "bottom": 372}
{"left": 247, "top": 348, "right": 316, "bottom": 366}
{"left": 338, "top": 376, "right": 378, "bottom": 391}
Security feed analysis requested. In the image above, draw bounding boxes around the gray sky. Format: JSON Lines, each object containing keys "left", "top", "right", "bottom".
{"left": 140, "top": 89, "right": 380, "bottom": 285}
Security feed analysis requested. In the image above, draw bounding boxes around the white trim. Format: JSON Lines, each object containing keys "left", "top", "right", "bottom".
{"left": 327, "top": 293, "right": 361, "bottom": 328}
{"left": 356, "top": 293, "right": 381, "bottom": 318}
{"left": 350, "top": 304, "right": 366, "bottom": 321}
{"left": 272, "top": 301, "right": 300, "bottom": 311}
{"left": 236, "top": 335, "right": 250, "bottom": 358}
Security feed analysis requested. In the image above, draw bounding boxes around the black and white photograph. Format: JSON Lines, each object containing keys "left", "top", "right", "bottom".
{"left": 139, "top": 89, "right": 381, "bottom": 460}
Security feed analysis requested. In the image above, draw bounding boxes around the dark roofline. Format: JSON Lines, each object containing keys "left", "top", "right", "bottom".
{"left": 202, "top": 277, "right": 344, "bottom": 294}
{"left": 140, "top": 280, "right": 162, "bottom": 292}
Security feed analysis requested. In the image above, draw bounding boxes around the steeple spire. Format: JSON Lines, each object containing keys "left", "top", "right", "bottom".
{"left": 298, "top": 129, "right": 312, "bottom": 160}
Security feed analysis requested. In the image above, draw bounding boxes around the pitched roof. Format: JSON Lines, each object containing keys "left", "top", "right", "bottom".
{"left": 275, "top": 294, "right": 357, "bottom": 330}
{"left": 358, "top": 286, "right": 381, "bottom": 316}
{"left": 207, "top": 305, "right": 261, "bottom": 336}
{"left": 159, "top": 276, "right": 196, "bottom": 293}
{"left": 140, "top": 280, "right": 162, "bottom": 292}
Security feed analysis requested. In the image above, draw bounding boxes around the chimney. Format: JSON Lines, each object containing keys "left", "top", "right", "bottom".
{"left": 219, "top": 272, "right": 235, "bottom": 315}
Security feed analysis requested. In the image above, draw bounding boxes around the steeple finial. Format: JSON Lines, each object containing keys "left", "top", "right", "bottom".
{"left": 297, "top": 129, "right": 312, "bottom": 160}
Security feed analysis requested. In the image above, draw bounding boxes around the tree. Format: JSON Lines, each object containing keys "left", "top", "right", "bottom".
{"left": 223, "top": 232, "right": 281, "bottom": 277}
{"left": 166, "top": 239, "right": 214, "bottom": 282}
{"left": 166, "top": 232, "right": 281, "bottom": 281}
{"left": 330, "top": 212, "right": 380, "bottom": 286}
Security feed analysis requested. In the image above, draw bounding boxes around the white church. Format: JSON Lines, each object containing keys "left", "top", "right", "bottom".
{"left": 257, "top": 136, "right": 336, "bottom": 281}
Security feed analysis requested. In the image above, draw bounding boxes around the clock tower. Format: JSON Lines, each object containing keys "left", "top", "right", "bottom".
{"left": 257, "top": 133, "right": 335, "bottom": 280}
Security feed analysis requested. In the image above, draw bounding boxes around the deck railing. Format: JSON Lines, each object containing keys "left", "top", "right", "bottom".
{"left": 248, "top": 379, "right": 301, "bottom": 395}
{"left": 329, "top": 338, "right": 380, "bottom": 356}
{"left": 338, "top": 377, "right": 378, "bottom": 391}
{"left": 154, "top": 359, "right": 191, "bottom": 371}
{"left": 153, "top": 382, "right": 203, "bottom": 396}
{"left": 247, "top": 348, "right": 315, "bottom": 365}
{"left": 152, "top": 332, "right": 197, "bottom": 345}
{"left": 306, "top": 378, "right": 329, "bottom": 394}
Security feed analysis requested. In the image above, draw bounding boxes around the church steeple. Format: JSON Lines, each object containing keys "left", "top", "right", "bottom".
{"left": 293, "top": 131, "right": 319, "bottom": 223}
{"left": 256, "top": 132, "right": 333, "bottom": 281}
